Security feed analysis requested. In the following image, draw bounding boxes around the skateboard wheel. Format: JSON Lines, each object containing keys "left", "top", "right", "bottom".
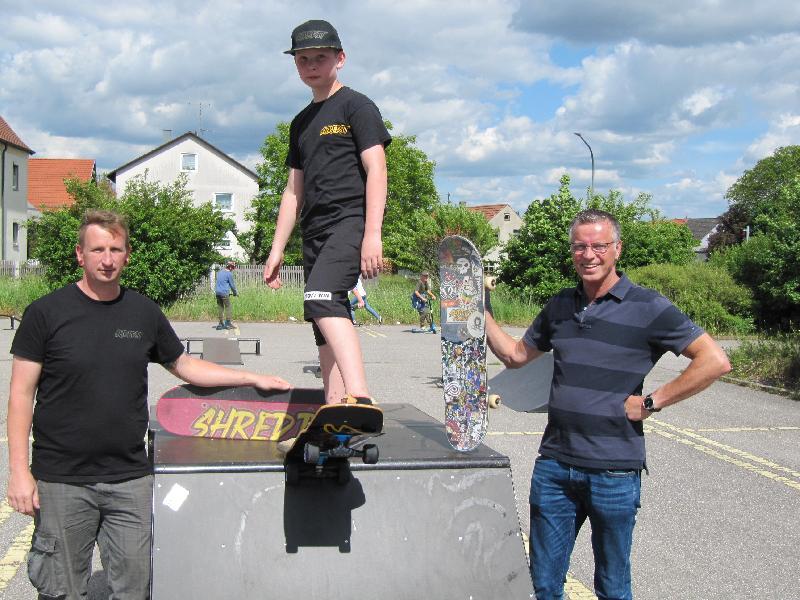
{"left": 303, "top": 443, "right": 320, "bottom": 464}
{"left": 362, "top": 444, "right": 379, "bottom": 465}
{"left": 488, "top": 394, "right": 502, "bottom": 409}
{"left": 285, "top": 462, "right": 300, "bottom": 485}
{"left": 484, "top": 275, "right": 497, "bottom": 291}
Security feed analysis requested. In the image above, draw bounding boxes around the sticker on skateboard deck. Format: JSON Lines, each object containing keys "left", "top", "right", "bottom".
{"left": 439, "top": 235, "right": 492, "bottom": 452}
{"left": 283, "top": 403, "right": 384, "bottom": 485}
{"left": 155, "top": 385, "right": 324, "bottom": 441}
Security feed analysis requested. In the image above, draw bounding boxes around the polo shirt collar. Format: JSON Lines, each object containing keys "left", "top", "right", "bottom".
{"left": 576, "top": 271, "right": 632, "bottom": 303}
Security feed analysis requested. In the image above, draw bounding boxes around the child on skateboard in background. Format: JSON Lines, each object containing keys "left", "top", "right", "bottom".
{"left": 263, "top": 19, "right": 391, "bottom": 405}
{"left": 413, "top": 271, "right": 437, "bottom": 333}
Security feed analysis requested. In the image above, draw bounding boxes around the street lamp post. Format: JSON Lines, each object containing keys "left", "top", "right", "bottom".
{"left": 574, "top": 132, "right": 594, "bottom": 198}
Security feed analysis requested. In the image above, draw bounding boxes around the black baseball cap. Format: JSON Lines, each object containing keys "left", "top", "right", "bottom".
{"left": 284, "top": 20, "right": 343, "bottom": 55}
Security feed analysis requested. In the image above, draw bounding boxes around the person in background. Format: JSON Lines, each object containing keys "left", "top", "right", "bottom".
{"left": 215, "top": 260, "right": 239, "bottom": 330}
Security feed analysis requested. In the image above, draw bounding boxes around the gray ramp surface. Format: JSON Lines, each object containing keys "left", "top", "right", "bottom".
{"left": 151, "top": 403, "right": 534, "bottom": 599}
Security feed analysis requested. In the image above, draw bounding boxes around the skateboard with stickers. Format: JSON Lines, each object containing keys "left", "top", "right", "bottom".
{"left": 155, "top": 385, "right": 324, "bottom": 441}
{"left": 282, "top": 403, "right": 383, "bottom": 485}
{"left": 438, "top": 235, "right": 498, "bottom": 452}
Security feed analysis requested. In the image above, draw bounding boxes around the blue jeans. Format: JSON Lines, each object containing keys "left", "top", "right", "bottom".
{"left": 529, "top": 457, "right": 641, "bottom": 600}
{"left": 349, "top": 295, "right": 381, "bottom": 322}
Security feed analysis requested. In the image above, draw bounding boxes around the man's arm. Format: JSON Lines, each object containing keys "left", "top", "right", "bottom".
{"left": 165, "top": 353, "right": 291, "bottom": 391}
{"left": 359, "top": 144, "right": 387, "bottom": 279}
{"left": 7, "top": 357, "right": 42, "bottom": 516}
{"left": 625, "top": 332, "right": 731, "bottom": 421}
{"left": 352, "top": 286, "right": 365, "bottom": 307}
{"left": 263, "top": 168, "right": 304, "bottom": 289}
{"left": 485, "top": 312, "right": 543, "bottom": 369}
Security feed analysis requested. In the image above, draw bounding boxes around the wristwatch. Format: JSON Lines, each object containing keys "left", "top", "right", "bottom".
{"left": 642, "top": 394, "right": 661, "bottom": 412}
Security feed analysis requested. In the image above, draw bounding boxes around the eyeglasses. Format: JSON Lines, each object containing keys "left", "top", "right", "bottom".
{"left": 570, "top": 241, "right": 617, "bottom": 255}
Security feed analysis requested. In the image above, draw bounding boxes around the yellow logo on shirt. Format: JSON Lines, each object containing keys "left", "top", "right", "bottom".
{"left": 319, "top": 124, "right": 350, "bottom": 136}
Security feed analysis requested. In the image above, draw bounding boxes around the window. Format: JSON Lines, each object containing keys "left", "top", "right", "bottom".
{"left": 217, "top": 235, "right": 231, "bottom": 249}
{"left": 503, "top": 213, "right": 511, "bottom": 221}
{"left": 12, "top": 223, "right": 19, "bottom": 248}
{"left": 181, "top": 153, "right": 197, "bottom": 171}
{"left": 215, "top": 193, "right": 233, "bottom": 211}
{"left": 12, "top": 164, "right": 19, "bottom": 190}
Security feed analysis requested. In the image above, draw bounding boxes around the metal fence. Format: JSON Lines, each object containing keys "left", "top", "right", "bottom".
{"left": 203, "top": 265, "right": 305, "bottom": 289}
{"left": 0, "top": 261, "right": 45, "bottom": 279}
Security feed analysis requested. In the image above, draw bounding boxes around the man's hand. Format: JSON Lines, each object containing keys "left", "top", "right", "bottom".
{"left": 7, "top": 469, "right": 38, "bottom": 516}
{"left": 251, "top": 374, "right": 292, "bottom": 392}
{"left": 624, "top": 395, "right": 651, "bottom": 422}
{"left": 263, "top": 251, "right": 284, "bottom": 289}
{"left": 360, "top": 232, "right": 383, "bottom": 279}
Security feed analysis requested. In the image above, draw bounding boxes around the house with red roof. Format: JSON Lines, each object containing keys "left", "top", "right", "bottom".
{"left": 0, "top": 115, "right": 34, "bottom": 261}
{"left": 28, "top": 158, "right": 96, "bottom": 213}
{"left": 465, "top": 203, "right": 523, "bottom": 264}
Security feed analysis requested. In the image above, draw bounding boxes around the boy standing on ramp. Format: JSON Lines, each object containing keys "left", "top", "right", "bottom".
{"left": 263, "top": 19, "right": 391, "bottom": 404}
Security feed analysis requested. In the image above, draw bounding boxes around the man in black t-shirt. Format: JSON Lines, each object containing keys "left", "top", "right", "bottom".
{"left": 7, "top": 210, "right": 290, "bottom": 600}
{"left": 263, "top": 20, "right": 391, "bottom": 406}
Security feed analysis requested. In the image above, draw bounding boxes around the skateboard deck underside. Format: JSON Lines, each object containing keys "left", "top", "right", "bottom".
{"left": 439, "top": 236, "right": 488, "bottom": 452}
{"left": 155, "top": 385, "right": 324, "bottom": 441}
{"left": 284, "top": 404, "right": 384, "bottom": 461}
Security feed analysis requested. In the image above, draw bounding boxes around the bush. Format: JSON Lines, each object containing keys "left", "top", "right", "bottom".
{"left": 30, "top": 175, "right": 232, "bottom": 306}
{"left": 628, "top": 262, "right": 754, "bottom": 335}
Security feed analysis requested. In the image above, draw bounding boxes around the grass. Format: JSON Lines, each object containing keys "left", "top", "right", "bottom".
{"left": 5, "top": 274, "right": 798, "bottom": 395}
{"left": 727, "top": 334, "right": 800, "bottom": 399}
{"left": 165, "top": 274, "right": 540, "bottom": 326}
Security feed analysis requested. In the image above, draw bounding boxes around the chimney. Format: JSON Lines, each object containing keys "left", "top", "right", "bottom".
{"left": 162, "top": 129, "right": 173, "bottom": 142}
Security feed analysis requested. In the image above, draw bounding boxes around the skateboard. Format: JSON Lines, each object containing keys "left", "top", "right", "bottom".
{"left": 487, "top": 354, "right": 553, "bottom": 413}
{"left": 283, "top": 403, "right": 383, "bottom": 485}
{"left": 438, "top": 235, "right": 497, "bottom": 452}
{"left": 155, "top": 385, "right": 324, "bottom": 441}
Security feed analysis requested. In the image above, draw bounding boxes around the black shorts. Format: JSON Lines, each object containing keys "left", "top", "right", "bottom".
{"left": 303, "top": 217, "right": 363, "bottom": 346}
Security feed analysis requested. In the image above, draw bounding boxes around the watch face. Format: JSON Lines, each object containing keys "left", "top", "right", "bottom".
{"left": 644, "top": 396, "right": 654, "bottom": 410}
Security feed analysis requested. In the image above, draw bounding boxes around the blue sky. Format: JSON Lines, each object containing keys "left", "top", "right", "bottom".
{"left": 2, "top": 0, "right": 800, "bottom": 218}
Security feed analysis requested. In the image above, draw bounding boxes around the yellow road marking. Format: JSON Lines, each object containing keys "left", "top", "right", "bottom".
{"left": 487, "top": 431, "right": 544, "bottom": 436}
{"left": 646, "top": 422, "right": 800, "bottom": 492}
{"left": 693, "top": 426, "right": 800, "bottom": 433}
{"left": 566, "top": 575, "right": 598, "bottom": 599}
{"left": 0, "top": 519, "right": 34, "bottom": 592}
{"left": 648, "top": 419, "right": 800, "bottom": 480}
{"left": 360, "top": 326, "right": 386, "bottom": 338}
{"left": 0, "top": 501, "right": 14, "bottom": 526}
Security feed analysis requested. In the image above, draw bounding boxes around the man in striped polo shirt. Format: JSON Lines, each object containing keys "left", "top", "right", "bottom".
{"left": 486, "top": 209, "right": 731, "bottom": 600}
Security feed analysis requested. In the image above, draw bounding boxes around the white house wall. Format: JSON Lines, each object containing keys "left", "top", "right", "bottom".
{"left": 114, "top": 137, "right": 256, "bottom": 258}
{"left": 2, "top": 146, "right": 29, "bottom": 261}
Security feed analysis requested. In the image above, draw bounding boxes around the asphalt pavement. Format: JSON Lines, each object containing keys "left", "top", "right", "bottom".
{"left": 0, "top": 319, "right": 798, "bottom": 599}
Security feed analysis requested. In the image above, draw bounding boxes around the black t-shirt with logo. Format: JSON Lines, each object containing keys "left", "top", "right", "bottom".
{"left": 287, "top": 86, "right": 391, "bottom": 237}
{"left": 10, "top": 284, "right": 185, "bottom": 483}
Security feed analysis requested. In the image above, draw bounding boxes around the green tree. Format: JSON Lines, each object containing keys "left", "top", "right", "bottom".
{"left": 719, "top": 179, "right": 800, "bottom": 328}
{"left": 709, "top": 145, "right": 800, "bottom": 252}
{"left": 30, "top": 174, "right": 231, "bottom": 306}
{"left": 395, "top": 204, "right": 498, "bottom": 275}
{"left": 242, "top": 122, "right": 302, "bottom": 265}
{"left": 383, "top": 124, "right": 439, "bottom": 268}
{"left": 500, "top": 174, "right": 582, "bottom": 303}
{"left": 500, "top": 174, "right": 696, "bottom": 303}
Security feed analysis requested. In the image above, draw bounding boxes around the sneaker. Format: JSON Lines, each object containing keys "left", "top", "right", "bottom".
{"left": 224, "top": 320, "right": 235, "bottom": 329}
{"left": 378, "top": 316, "right": 383, "bottom": 325}
{"left": 430, "top": 327, "right": 437, "bottom": 334}
{"left": 215, "top": 322, "right": 226, "bottom": 330}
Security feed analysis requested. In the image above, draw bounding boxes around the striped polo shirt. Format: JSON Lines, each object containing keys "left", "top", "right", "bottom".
{"left": 523, "top": 273, "right": 703, "bottom": 470}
